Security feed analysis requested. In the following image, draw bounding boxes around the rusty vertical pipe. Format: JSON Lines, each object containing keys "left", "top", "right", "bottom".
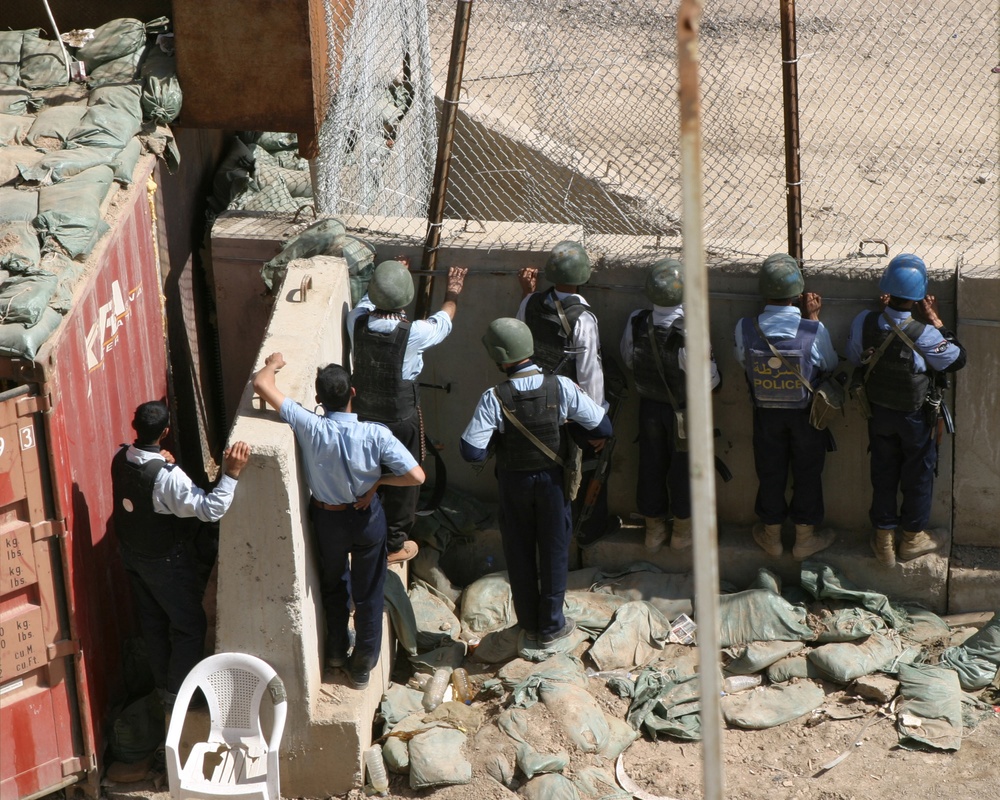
{"left": 677, "top": 2, "right": 724, "bottom": 799}
{"left": 415, "top": 0, "right": 473, "bottom": 319}
{"left": 780, "top": 0, "right": 803, "bottom": 263}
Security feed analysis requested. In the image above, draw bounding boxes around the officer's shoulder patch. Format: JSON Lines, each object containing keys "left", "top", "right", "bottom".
{"left": 931, "top": 341, "right": 950, "bottom": 354}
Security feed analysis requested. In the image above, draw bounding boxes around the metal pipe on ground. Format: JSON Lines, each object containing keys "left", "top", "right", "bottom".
{"left": 677, "top": 2, "right": 725, "bottom": 799}
{"left": 415, "top": 0, "right": 473, "bottom": 319}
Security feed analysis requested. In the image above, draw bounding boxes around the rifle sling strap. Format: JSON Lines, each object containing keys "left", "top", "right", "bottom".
{"left": 493, "top": 383, "right": 565, "bottom": 468}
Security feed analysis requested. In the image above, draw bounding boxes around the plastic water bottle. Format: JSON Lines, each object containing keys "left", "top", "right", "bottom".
{"left": 451, "top": 667, "right": 474, "bottom": 704}
{"left": 422, "top": 667, "right": 452, "bottom": 711}
{"left": 364, "top": 745, "right": 389, "bottom": 795}
{"left": 722, "top": 674, "right": 762, "bottom": 694}
{"left": 407, "top": 673, "right": 431, "bottom": 691}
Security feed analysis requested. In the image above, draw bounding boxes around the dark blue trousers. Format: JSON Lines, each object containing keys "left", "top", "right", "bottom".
{"left": 369, "top": 410, "right": 421, "bottom": 553}
{"left": 868, "top": 404, "right": 936, "bottom": 532}
{"left": 636, "top": 397, "right": 691, "bottom": 519}
{"left": 309, "top": 496, "right": 388, "bottom": 674}
{"left": 752, "top": 406, "right": 827, "bottom": 526}
{"left": 496, "top": 467, "right": 571, "bottom": 640}
{"left": 120, "top": 544, "right": 207, "bottom": 698}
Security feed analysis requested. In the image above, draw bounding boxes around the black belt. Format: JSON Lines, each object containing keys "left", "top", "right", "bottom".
{"left": 311, "top": 497, "right": 352, "bottom": 511}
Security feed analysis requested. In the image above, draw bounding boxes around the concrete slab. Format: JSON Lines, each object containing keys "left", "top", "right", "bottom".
{"left": 948, "top": 546, "right": 1000, "bottom": 614}
{"left": 580, "top": 523, "right": 950, "bottom": 612}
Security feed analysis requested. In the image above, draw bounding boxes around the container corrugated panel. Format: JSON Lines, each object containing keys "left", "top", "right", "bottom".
{"left": 1, "top": 157, "right": 168, "bottom": 800}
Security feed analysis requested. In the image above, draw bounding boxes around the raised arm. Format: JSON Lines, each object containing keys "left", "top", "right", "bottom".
{"left": 439, "top": 266, "right": 468, "bottom": 320}
{"left": 253, "top": 352, "right": 288, "bottom": 411}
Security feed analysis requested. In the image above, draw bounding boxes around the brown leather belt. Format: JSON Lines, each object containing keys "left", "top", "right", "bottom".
{"left": 311, "top": 497, "right": 351, "bottom": 511}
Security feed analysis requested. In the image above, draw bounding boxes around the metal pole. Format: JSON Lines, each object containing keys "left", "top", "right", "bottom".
{"left": 780, "top": 0, "right": 803, "bottom": 263}
{"left": 677, "top": 2, "right": 724, "bottom": 799}
{"left": 415, "top": 0, "right": 473, "bottom": 319}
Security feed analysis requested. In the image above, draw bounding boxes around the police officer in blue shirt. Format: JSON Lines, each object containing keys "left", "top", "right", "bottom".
{"left": 846, "top": 254, "right": 966, "bottom": 568}
{"left": 460, "top": 318, "right": 611, "bottom": 648}
{"left": 735, "top": 254, "right": 838, "bottom": 560}
{"left": 253, "top": 353, "right": 425, "bottom": 689}
{"left": 347, "top": 260, "right": 467, "bottom": 564}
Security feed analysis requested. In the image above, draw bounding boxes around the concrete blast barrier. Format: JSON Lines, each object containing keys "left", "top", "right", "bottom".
{"left": 217, "top": 257, "right": 388, "bottom": 795}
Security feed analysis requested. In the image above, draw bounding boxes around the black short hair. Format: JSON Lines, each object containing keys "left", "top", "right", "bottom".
{"left": 132, "top": 401, "right": 169, "bottom": 444}
{"left": 316, "top": 364, "right": 351, "bottom": 411}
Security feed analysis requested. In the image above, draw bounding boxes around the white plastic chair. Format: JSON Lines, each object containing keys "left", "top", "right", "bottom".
{"left": 165, "top": 653, "right": 287, "bottom": 800}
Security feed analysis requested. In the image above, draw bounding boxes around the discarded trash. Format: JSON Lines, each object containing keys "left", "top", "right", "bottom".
{"left": 722, "top": 674, "right": 762, "bottom": 694}
{"left": 669, "top": 613, "right": 697, "bottom": 645}
{"left": 451, "top": 667, "right": 474, "bottom": 705}
{"left": 364, "top": 744, "right": 389, "bottom": 795}
{"left": 422, "top": 667, "right": 452, "bottom": 711}
{"left": 586, "top": 667, "right": 635, "bottom": 680}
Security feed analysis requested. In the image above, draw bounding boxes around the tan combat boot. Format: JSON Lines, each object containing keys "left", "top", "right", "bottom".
{"left": 871, "top": 528, "right": 896, "bottom": 567}
{"left": 644, "top": 516, "right": 668, "bottom": 552}
{"left": 752, "top": 522, "right": 783, "bottom": 557}
{"left": 791, "top": 524, "right": 835, "bottom": 561}
{"left": 670, "top": 517, "right": 692, "bottom": 550}
{"left": 898, "top": 530, "right": 936, "bottom": 561}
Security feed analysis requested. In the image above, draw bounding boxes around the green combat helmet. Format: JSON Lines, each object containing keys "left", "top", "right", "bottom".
{"left": 758, "top": 253, "right": 804, "bottom": 300}
{"left": 544, "top": 240, "right": 591, "bottom": 286}
{"left": 368, "top": 260, "right": 414, "bottom": 310}
{"left": 482, "top": 318, "right": 534, "bottom": 364}
{"left": 646, "top": 259, "right": 684, "bottom": 306}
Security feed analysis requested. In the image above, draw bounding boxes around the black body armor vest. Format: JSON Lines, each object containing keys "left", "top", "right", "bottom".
{"left": 861, "top": 312, "right": 929, "bottom": 412}
{"left": 494, "top": 375, "right": 567, "bottom": 472}
{"left": 631, "top": 311, "right": 686, "bottom": 406}
{"left": 352, "top": 314, "right": 419, "bottom": 422}
{"left": 523, "top": 290, "right": 587, "bottom": 381}
{"left": 111, "top": 445, "right": 190, "bottom": 558}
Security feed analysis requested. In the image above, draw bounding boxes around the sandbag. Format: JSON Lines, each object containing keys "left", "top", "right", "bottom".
{"left": 0, "top": 113, "right": 33, "bottom": 146}
{"left": 459, "top": 571, "right": 515, "bottom": 639}
{"left": 256, "top": 131, "right": 298, "bottom": 152}
{"left": 471, "top": 625, "right": 520, "bottom": 664}
{"left": 0, "top": 32, "right": 24, "bottom": 85}
{"left": 767, "top": 654, "right": 826, "bottom": 683}
{"left": 626, "top": 669, "right": 703, "bottom": 741}
{"left": 896, "top": 662, "right": 963, "bottom": 751}
{"left": 590, "top": 563, "right": 695, "bottom": 619}
{"left": 718, "top": 588, "right": 814, "bottom": 647}
{"left": 88, "top": 49, "right": 144, "bottom": 89}
{"left": 0, "top": 87, "right": 40, "bottom": 116}
{"left": 0, "top": 187, "right": 39, "bottom": 222}
{"left": 813, "top": 607, "right": 887, "bottom": 643}
{"left": 207, "top": 138, "right": 254, "bottom": 216}
{"left": 274, "top": 149, "right": 309, "bottom": 170}
{"left": 0, "top": 306, "right": 61, "bottom": 358}
{"left": 807, "top": 631, "right": 904, "bottom": 683}
{"left": 0, "top": 272, "right": 58, "bottom": 327}
{"left": 68, "top": 104, "right": 141, "bottom": 150}
{"left": 235, "top": 174, "right": 296, "bottom": 213}
{"left": 800, "top": 562, "right": 910, "bottom": 630}
{"left": 137, "top": 123, "right": 180, "bottom": 173}
{"left": 721, "top": 681, "right": 825, "bottom": 729}
{"left": 25, "top": 105, "right": 87, "bottom": 147}
{"left": 408, "top": 582, "right": 461, "bottom": 645}
{"left": 516, "top": 743, "right": 568, "bottom": 779}
{"left": 380, "top": 684, "right": 425, "bottom": 727}
{"left": 0, "top": 220, "right": 41, "bottom": 272}
{"left": 589, "top": 600, "right": 672, "bottom": 671}
{"left": 260, "top": 217, "right": 347, "bottom": 290}
{"left": 938, "top": 612, "right": 1000, "bottom": 691}
{"left": 381, "top": 713, "right": 424, "bottom": 773}
{"left": 518, "top": 624, "right": 588, "bottom": 662}
{"left": 503, "top": 654, "right": 588, "bottom": 699}
{"left": 77, "top": 19, "right": 146, "bottom": 71}
{"left": 407, "top": 725, "right": 471, "bottom": 789}
{"left": 19, "top": 146, "right": 114, "bottom": 184}
{"left": 572, "top": 766, "right": 631, "bottom": 800}
{"left": 20, "top": 30, "right": 68, "bottom": 90}
{"left": 140, "top": 47, "right": 182, "bottom": 124}
{"left": 35, "top": 164, "right": 113, "bottom": 259}
{"left": 726, "top": 640, "right": 804, "bottom": 674}
{"left": 111, "top": 138, "right": 143, "bottom": 185}
{"left": 39, "top": 251, "right": 83, "bottom": 314}
{"left": 89, "top": 83, "right": 143, "bottom": 123}
{"left": 563, "top": 590, "right": 628, "bottom": 637}
{"left": 539, "top": 682, "right": 611, "bottom": 753}
{"left": 901, "top": 606, "right": 951, "bottom": 645}
{"left": 522, "top": 773, "right": 580, "bottom": 800}
{"left": 382, "top": 569, "right": 419, "bottom": 656}
{"left": 0, "top": 146, "right": 42, "bottom": 185}
{"left": 107, "top": 691, "right": 165, "bottom": 763}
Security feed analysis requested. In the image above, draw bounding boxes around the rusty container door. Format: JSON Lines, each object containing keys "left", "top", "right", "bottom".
{"left": 0, "top": 387, "right": 84, "bottom": 800}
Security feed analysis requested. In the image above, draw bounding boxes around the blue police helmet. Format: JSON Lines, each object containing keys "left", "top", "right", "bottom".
{"left": 879, "top": 253, "right": 928, "bottom": 301}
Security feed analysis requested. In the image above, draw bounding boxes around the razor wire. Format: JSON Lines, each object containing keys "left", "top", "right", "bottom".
{"left": 300, "top": 0, "right": 997, "bottom": 268}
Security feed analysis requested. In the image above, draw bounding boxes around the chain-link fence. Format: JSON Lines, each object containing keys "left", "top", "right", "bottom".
{"left": 312, "top": 0, "right": 997, "bottom": 267}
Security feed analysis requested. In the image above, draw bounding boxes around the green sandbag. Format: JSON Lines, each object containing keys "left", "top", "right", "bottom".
{"left": 459, "top": 571, "right": 515, "bottom": 640}
{"left": 20, "top": 30, "right": 68, "bottom": 90}
{"left": 522, "top": 774, "right": 581, "bottom": 800}
{"left": 801, "top": 561, "right": 910, "bottom": 630}
{"left": 380, "top": 683, "right": 425, "bottom": 727}
{"left": 0, "top": 220, "right": 41, "bottom": 272}
{"left": 0, "top": 306, "right": 61, "bottom": 358}
{"left": 718, "top": 588, "right": 814, "bottom": 647}
{"left": 0, "top": 87, "right": 40, "bottom": 116}
{"left": 39, "top": 251, "right": 83, "bottom": 314}
{"left": 140, "top": 47, "right": 182, "bottom": 124}
{"left": 938, "top": 612, "right": 1000, "bottom": 691}
{"left": 19, "top": 146, "right": 114, "bottom": 184}
{"left": 0, "top": 273, "right": 59, "bottom": 327}
{"left": 67, "top": 104, "right": 141, "bottom": 150}
{"left": 256, "top": 131, "right": 298, "bottom": 152}
{"left": 88, "top": 49, "right": 144, "bottom": 89}
{"left": 89, "top": 83, "right": 143, "bottom": 123}
{"left": 35, "top": 164, "right": 113, "bottom": 259}
{"left": 0, "top": 187, "right": 39, "bottom": 223}
{"left": 234, "top": 175, "right": 296, "bottom": 213}
{"left": 572, "top": 766, "right": 632, "bottom": 800}
{"left": 0, "top": 31, "right": 24, "bottom": 85}
{"left": 382, "top": 569, "right": 419, "bottom": 656}
{"left": 107, "top": 690, "right": 166, "bottom": 763}
{"left": 807, "top": 631, "right": 904, "bottom": 683}
{"left": 0, "top": 113, "right": 33, "bottom": 146}
{"left": 407, "top": 725, "right": 471, "bottom": 788}
{"left": 726, "top": 640, "right": 805, "bottom": 674}
{"left": 721, "top": 681, "right": 825, "bottom": 729}
{"left": 626, "top": 669, "right": 703, "bottom": 740}
{"left": 408, "top": 583, "right": 461, "bottom": 644}
{"left": 767, "top": 653, "right": 827, "bottom": 683}
{"left": 589, "top": 600, "right": 671, "bottom": 672}
{"left": 516, "top": 743, "right": 569, "bottom": 779}
{"left": 260, "top": 218, "right": 347, "bottom": 289}
{"left": 539, "top": 681, "right": 612, "bottom": 754}
{"left": 343, "top": 235, "right": 377, "bottom": 305}
{"left": 274, "top": 150, "right": 309, "bottom": 170}
{"left": 381, "top": 713, "right": 424, "bottom": 773}
{"left": 896, "top": 662, "right": 963, "bottom": 751}
{"left": 814, "top": 607, "right": 887, "bottom": 643}
{"left": 207, "top": 138, "right": 254, "bottom": 216}
{"left": 25, "top": 105, "right": 87, "bottom": 147}
{"left": 591, "top": 563, "right": 695, "bottom": 620}
{"left": 111, "top": 138, "right": 143, "bottom": 185}
{"left": 77, "top": 19, "right": 146, "bottom": 71}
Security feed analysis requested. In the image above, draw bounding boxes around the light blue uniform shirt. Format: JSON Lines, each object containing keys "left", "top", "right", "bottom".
{"left": 280, "top": 399, "right": 417, "bottom": 505}
{"left": 845, "top": 308, "right": 962, "bottom": 372}
{"left": 346, "top": 294, "right": 453, "bottom": 380}
{"left": 461, "top": 364, "right": 607, "bottom": 451}
{"left": 620, "top": 304, "right": 721, "bottom": 389}
{"left": 733, "top": 305, "right": 838, "bottom": 372}
{"left": 127, "top": 445, "right": 238, "bottom": 522}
